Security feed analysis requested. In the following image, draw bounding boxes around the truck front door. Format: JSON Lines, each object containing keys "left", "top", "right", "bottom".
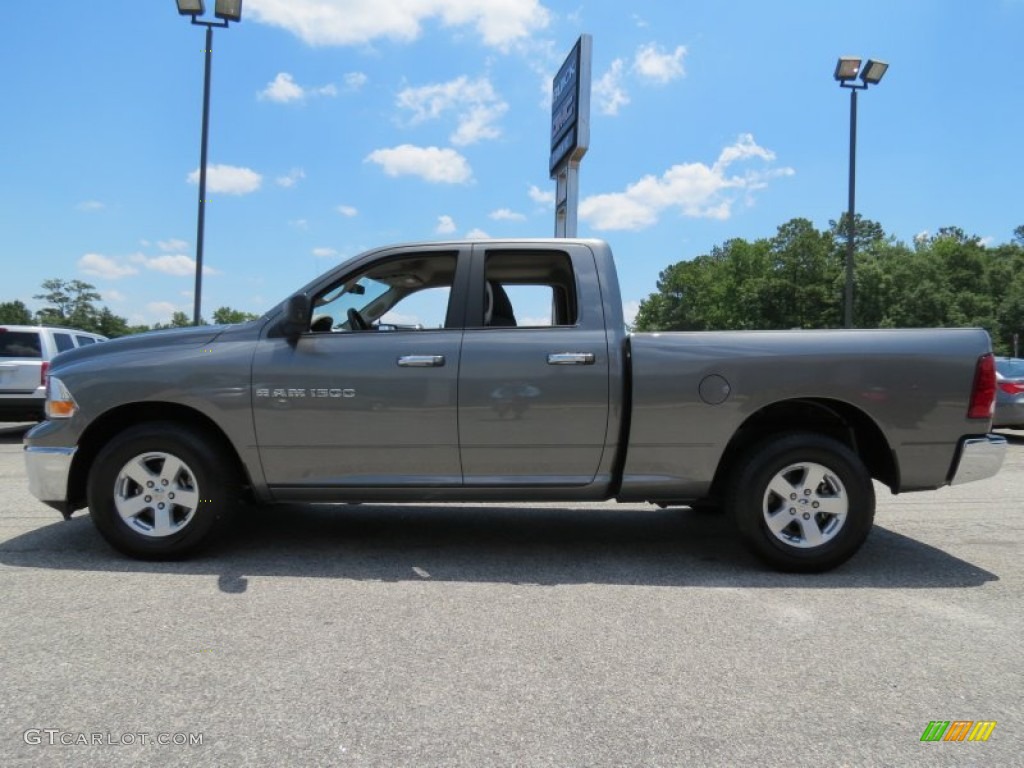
{"left": 252, "top": 249, "right": 467, "bottom": 492}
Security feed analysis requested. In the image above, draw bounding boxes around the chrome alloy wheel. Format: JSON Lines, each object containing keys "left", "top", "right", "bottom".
{"left": 762, "top": 461, "right": 848, "bottom": 548}
{"left": 113, "top": 452, "right": 201, "bottom": 537}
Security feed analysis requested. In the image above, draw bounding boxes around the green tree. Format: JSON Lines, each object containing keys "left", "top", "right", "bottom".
{"left": 170, "top": 311, "right": 192, "bottom": 328}
{"left": 33, "top": 278, "right": 102, "bottom": 329}
{"left": 635, "top": 218, "right": 845, "bottom": 332}
{"left": 0, "top": 300, "right": 33, "bottom": 324}
{"left": 212, "top": 306, "right": 259, "bottom": 324}
{"left": 828, "top": 213, "right": 886, "bottom": 252}
{"left": 93, "top": 307, "right": 147, "bottom": 338}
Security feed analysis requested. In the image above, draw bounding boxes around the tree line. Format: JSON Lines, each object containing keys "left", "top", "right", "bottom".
{"left": 0, "top": 279, "right": 259, "bottom": 336}
{"left": 634, "top": 217, "right": 1024, "bottom": 356}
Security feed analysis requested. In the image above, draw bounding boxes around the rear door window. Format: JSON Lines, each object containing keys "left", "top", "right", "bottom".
{"left": 75, "top": 335, "right": 97, "bottom": 346}
{"left": 53, "top": 333, "right": 75, "bottom": 353}
{"left": 0, "top": 331, "right": 42, "bottom": 358}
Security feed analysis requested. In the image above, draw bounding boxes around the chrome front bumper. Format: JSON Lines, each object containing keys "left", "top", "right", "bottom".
{"left": 24, "top": 445, "right": 76, "bottom": 512}
{"left": 950, "top": 434, "right": 1007, "bottom": 486}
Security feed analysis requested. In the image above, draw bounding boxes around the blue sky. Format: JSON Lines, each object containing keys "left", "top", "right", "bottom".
{"left": 2, "top": 0, "right": 1022, "bottom": 327}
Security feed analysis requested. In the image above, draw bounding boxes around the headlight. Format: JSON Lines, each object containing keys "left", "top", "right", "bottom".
{"left": 45, "top": 376, "right": 78, "bottom": 419}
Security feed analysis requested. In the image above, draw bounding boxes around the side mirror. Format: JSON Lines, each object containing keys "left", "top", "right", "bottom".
{"left": 276, "top": 293, "right": 310, "bottom": 339}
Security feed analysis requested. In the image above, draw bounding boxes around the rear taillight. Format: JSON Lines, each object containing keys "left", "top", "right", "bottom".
{"left": 40, "top": 361, "right": 50, "bottom": 387}
{"left": 967, "top": 353, "right": 996, "bottom": 419}
{"left": 999, "top": 380, "right": 1024, "bottom": 396}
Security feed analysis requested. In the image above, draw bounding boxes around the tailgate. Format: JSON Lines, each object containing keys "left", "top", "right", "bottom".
{"left": 0, "top": 330, "right": 44, "bottom": 393}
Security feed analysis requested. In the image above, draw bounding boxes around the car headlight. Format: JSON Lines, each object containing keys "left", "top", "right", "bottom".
{"left": 45, "top": 376, "right": 78, "bottom": 419}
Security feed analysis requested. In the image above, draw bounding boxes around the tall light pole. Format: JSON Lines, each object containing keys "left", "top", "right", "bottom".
{"left": 835, "top": 57, "right": 888, "bottom": 328}
{"left": 176, "top": 0, "right": 243, "bottom": 325}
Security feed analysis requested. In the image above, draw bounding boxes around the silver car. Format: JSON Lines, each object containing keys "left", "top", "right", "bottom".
{"left": 994, "top": 357, "right": 1024, "bottom": 429}
{"left": 0, "top": 325, "right": 106, "bottom": 421}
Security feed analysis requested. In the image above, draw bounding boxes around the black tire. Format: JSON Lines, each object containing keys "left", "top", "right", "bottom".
{"left": 86, "top": 422, "right": 238, "bottom": 559}
{"left": 727, "top": 432, "right": 875, "bottom": 573}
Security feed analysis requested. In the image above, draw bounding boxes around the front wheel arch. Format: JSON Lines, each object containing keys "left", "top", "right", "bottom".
{"left": 68, "top": 402, "right": 253, "bottom": 512}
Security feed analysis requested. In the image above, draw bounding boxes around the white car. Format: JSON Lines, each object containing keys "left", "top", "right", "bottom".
{"left": 0, "top": 325, "right": 106, "bottom": 422}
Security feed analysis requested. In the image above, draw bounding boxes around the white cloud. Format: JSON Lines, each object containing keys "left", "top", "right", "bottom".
{"left": 436, "top": 215, "right": 457, "bottom": 234}
{"left": 103, "top": 289, "right": 126, "bottom": 303}
{"left": 594, "top": 59, "right": 630, "bottom": 116}
{"left": 313, "top": 247, "right": 339, "bottom": 258}
{"left": 397, "top": 76, "right": 508, "bottom": 146}
{"left": 344, "top": 71, "right": 368, "bottom": 91}
{"left": 489, "top": 208, "right": 526, "bottom": 221}
{"left": 465, "top": 228, "right": 490, "bottom": 238}
{"left": 157, "top": 238, "right": 189, "bottom": 252}
{"left": 528, "top": 184, "right": 555, "bottom": 206}
{"left": 78, "top": 253, "right": 139, "bottom": 279}
{"left": 187, "top": 164, "right": 262, "bottom": 195}
{"left": 365, "top": 145, "right": 472, "bottom": 184}
{"left": 76, "top": 200, "right": 105, "bottom": 212}
{"left": 259, "top": 72, "right": 337, "bottom": 103}
{"left": 246, "top": 0, "right": 550, "bottom": 49}
{"left": 133, "top": 254, "right": 219, "bottom": 277}
{"left": 579, "top": 134, "right": 794, "bottom": 231}
{"left": 276, "top": 168, "right": 306, "bottom": 188}
{"left": 146, "top": 302, "right": 180, "bottom": 321}
{"left": 623, "top": 300, "right": 641, "bottom": 327}
{"left": 260, "top": 72, "right": 304, "bottom": 102}
{"left": 290, "top": 219, "right": 309, "bottom": 230}
{"left": 336, "top": 204, "right": 358, "bottom": 217}
{"left": 520, "top": 314, "right": 552, "bottom": 327}
{"left": 633, "top": 43, "right": 687, "bottom": 84}
{"left": 451, "top": 103, "right": 508, "bottom": 145}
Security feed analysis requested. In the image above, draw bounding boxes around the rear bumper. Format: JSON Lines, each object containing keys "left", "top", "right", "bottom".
{"left": 0, "top": 393, "right": 45, "bottom": 421}
{"left": 949, "top": 434, "right": 1007, "bottom": 486}
{"left": 24, "top": 444, "right": 76, "bottom": 516}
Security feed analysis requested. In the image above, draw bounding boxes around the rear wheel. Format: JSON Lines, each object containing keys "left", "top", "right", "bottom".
{"left": 87, "top": 422, "right": 238, "bottom": 559}
{"left": 728, "top": 432, "right": 874, "bottom": 572}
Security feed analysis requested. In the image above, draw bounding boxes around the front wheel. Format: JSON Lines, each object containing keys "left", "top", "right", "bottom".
{"left": 87, "top": 422, "right": 238, "bottom": 559}
{"left": 728, "top": 433, "right": 875, "bottom": 573}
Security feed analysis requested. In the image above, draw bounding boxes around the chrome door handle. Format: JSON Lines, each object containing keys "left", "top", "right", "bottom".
{"left": 397, "top": 355, "right": 446, "bottom": 367}
{"left": 546, "top": 352, "right": 595, "bottom": 365}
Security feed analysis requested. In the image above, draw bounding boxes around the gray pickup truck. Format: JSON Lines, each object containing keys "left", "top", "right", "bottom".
{"left": 24, "top": 239, "right": 1006, "bottom": 571}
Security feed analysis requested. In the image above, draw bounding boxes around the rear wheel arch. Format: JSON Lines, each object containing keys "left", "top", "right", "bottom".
{"left": 708, "top": 398, "right": 898, "bottom": 504}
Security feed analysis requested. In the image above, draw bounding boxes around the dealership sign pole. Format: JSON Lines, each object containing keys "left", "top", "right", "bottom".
{"left": 551, "top": 35, "right": 592, "bottom": 238}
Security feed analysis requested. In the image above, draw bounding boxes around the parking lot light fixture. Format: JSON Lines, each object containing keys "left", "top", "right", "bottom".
{"left": 835, "top": 55, "right": 888, "bottom": 328}
{"left": 834, "top": 57, "right": 861, "bottom": 83}
{"left": 215, "top": 0, "right": 243, "bottom": 22}
{"left": 174, "top": 1, "right": 243, "bottom": 325}
{"left": 860, "top": 59, "right": 889, "bottom": 85}
{"left": 176, "top": 0, "right": 205, "bottom": 15}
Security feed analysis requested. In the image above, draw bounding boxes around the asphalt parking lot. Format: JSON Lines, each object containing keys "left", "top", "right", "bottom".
{"left": 1, "top": 422, "right": 1022, "bottom": 768}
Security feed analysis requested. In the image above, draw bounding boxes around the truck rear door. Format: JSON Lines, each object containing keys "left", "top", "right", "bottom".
{"left": 457, "top": 244, "right": 611, "bottom": 486}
